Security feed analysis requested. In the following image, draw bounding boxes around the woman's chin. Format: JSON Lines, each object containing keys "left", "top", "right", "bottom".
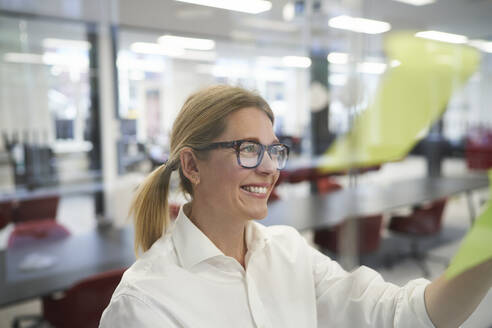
{"left": 245, "top": 206, "right": 268, "bottom": 221}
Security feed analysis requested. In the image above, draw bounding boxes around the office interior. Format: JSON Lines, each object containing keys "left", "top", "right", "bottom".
{"left": 1, "top": 0, "right": 492, "bottom": 326}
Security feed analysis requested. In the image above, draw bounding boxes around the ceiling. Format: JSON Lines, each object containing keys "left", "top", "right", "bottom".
{"left": 0, "top": 0, "right": 491, "bottom": 52}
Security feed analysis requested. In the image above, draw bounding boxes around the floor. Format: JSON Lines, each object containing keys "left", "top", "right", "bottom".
{"left": 1, "top": 157, "right": 492, "bottom": 327}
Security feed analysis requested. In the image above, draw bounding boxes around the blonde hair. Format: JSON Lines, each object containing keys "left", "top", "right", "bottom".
{"left": 131, "top": 85, "right": 274, "bottom": 255}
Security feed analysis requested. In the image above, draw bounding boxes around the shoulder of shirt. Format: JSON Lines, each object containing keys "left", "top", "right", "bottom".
{"left": 256, "top": 222, "right": 302, "bottom": 240}
{"left": 253, "top": 221, "right": 308, "bottom": 256}
{"left": 113, "top": 232, "right": 179, "bottom": 296}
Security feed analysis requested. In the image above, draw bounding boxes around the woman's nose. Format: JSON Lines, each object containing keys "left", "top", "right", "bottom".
{"left": 257, "top": 151, "right": 277, "bottom": 174}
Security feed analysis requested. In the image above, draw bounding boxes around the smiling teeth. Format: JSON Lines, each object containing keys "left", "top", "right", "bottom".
{"left": 243, "top": 186, "right": 267, "bottom": 194}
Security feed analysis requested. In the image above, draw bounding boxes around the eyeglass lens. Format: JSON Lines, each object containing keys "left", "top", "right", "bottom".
{"left": 238, "top": 141, "right": 288, "bottom": 169}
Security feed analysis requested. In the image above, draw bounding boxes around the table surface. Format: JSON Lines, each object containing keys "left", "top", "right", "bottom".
{"left": 0, "top": 175, "right": 488, "bottom": 307}
{"left": 0, "top": 225, "right": 135, "bottom": 307}
{"left": 263, "top": 175, "right": 489, "bottom": 231}
{"left": 0, "top": 182, "right": 104, "bottom": 202}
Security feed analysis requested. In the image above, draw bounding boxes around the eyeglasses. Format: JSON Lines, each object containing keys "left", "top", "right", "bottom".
{"left": 196, "top": 139, "right": 290, "bottom": 170}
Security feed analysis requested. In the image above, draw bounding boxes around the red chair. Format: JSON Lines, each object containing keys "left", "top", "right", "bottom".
{"left": 13, "top": 196, "right": 60, "bottom": 223}
{"left": 465, "top": 126, "right": 492, "bottom": 170}
{"left": 0, "top": 201, "right": 14, "bottom": 230}
{"left": 314, "top": 214, "right": 384, "bottom": 254}
{"left": 287, "top": 168, "right": 315, "bottom": 184}
{"left": 7, "top": 196, "right": 69, "bottom": 248}
{"left": 13, "top": 267, "right": 127, "bottom": 328}
{"left": 387, "top": 198, "right": 448, "bottom": 277}
{"left": 8, "top": 218, "right": 71, "bottom": 248}
{"left": 313, "top": 178, "right": 384, "bottom": 255}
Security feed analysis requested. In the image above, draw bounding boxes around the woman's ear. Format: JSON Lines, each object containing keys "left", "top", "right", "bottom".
{"left": 180, "top": 147, "right": 200, "bottom": 185}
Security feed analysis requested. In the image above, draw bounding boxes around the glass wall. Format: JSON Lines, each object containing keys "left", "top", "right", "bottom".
{"left": 0, "top": 14, "right": 98, "bottom": 191}
{"left": 115, "top": 28, "right": 311, "bottom": 173}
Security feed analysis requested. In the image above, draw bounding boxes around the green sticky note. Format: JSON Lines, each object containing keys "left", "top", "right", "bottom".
{"left": 318, "top": 32, "right": 480, "bottom": 173}
{"left": 445, "top": 169, "right": 492, "bottom": 280}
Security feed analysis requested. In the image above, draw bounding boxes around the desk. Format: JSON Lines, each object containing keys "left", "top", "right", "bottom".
{"left": 0, "top": 176, "right": 487, "bottom": 307}
{"left": 0, "top": 225, "right": 134, "bottom": 307}
{"left": 264, "top": 175, "right": 489, "bottom": 231}
{"left": 0, "top": 182, "right": 104, "bottom": 202}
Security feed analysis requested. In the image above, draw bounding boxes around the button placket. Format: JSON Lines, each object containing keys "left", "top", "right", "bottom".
{"left": 244, "top": 256, "right": 271, "bottom": 328}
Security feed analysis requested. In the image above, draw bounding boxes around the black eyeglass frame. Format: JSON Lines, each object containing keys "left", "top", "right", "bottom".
{"left": 195, "top": 139, "right": 290, "bottom": 170}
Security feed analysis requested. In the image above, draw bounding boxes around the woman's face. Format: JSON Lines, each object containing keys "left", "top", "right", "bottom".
{"left": 195, "top": 107, "right": 280, "bottom": 222}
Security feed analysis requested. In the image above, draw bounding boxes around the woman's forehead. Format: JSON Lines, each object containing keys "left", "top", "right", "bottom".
{"left": 222, "top": 107, "right": 277, "bottom": 142}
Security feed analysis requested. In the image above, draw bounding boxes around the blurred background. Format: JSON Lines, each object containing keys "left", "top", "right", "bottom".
{"left": 1, "top": 0, "right": 492, "bottom": 327}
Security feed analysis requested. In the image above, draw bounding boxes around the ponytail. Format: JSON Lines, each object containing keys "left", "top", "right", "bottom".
{"left": 131, "top": 159, "right": 178, "bottom": 256}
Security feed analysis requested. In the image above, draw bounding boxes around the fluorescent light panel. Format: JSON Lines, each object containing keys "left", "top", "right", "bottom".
{"left": 392, "top": 0, "right": 435, "bottom": 6}
{"left": 43, "top": 38, "right": 91, "bottom": 50}
{"left": 282, "top": 56, "right": 311, "bottom": 68}
{"left": 415, "top": 30, "right": 468, "bottom": 44}
{"left": 357, "top": 62, "right": 387, "bottom": 74}
{"left": 158, "top": 35, "right": 215, "bottom": 50}
{"left": 328, "top": 15, "right": 391, "bottom": 34}
{"left": 130, "top": 42, "right": 185, "bottom": 56}
{"left": 174, "top": 0, "right": 272, "bottom": 14}
{"left": 3, "top": 52, "right": 44, "bottom": 64}
{"left": 326, "top": 52, "right": 402, "bottom": 74}
{"left": 327, "top": 52, "right": 349, "bottom": 64}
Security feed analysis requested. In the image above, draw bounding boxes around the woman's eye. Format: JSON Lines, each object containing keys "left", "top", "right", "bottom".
{"left": 241, "top": 144, "right": 258, "bottom": 153}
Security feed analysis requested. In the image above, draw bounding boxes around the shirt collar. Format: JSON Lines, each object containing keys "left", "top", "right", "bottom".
{"left": 171, "top": 204, "right": 270, "bottom": 270}
{"left": 172, "top": 205, "right": 223, "bottom": 269}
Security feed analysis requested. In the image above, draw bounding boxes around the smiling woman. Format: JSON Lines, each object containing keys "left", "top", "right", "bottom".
{"left": 99, "top": 85, "right": 492, "bottom": 328}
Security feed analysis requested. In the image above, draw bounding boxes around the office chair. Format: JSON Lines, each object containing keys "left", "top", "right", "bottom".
{"left": 0, "top": 201, "right": 13, "bottom": 230}
{"left": 313, "top": 178, "right": 384, "bottom": 255}
{"left": 8, "top": 218, "right": 71, "bottom": 248}
{"left": 13, "top": 196, "right": 60, "bottom": 223}
{"left": 387, "top": 198, "right": 448, "bottom": 277}
{"left": 465, "top": 127, "right": 492, "bottom": 170}
{"left": 8, "top": 195, "right": 69, "bottom": 248}
{"left": 12, "top": 267, "right": 127, "bottom": 328}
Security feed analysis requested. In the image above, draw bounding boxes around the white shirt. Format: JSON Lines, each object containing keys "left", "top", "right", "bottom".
{"left": 100, "top": 207, "right": 435, "bottom": 328}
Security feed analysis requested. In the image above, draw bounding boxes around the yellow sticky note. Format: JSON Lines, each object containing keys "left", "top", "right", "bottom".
{"left": 318, "top": 32, "right": 480, "bottom": 173}
{"left": 445, "top": 169, "right": 492, "bottom": 280}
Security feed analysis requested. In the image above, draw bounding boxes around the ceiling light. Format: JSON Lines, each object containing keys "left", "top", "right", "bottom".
{"left": 117, "top": 56, "right": 166, "bottom": 73}
{"left": 3, "top": 52, "right": 44, "bottom": 64}
{"left": 282, "top": 56, "right": 311, "bottom": 68}
{"left": 174, "top": 0, "right": 272, "bottom": 14}
{"left": 241, "top": 17, "right": 299, "bottom": 32}
{"left": 283, "top": 3, "right": 295, "bottom": 21}
{"left": 469, "top": 39, "right": 492, "bottom": 53}
{"left": 357, "top": 62, "right": 387, "bottom": 74}
{"left": 42, "top": 52, "right": 89, "bottom": 68}
{"left": 174, "top": 50, "right": 217, "bottom": 61}
{"left": 415, "top": 30, "right": 468, "bottom": 44}
{"left": 327, "top": 52, "right": 349, "bottom": 64}
{"left": 158, "top": 35, "right": 215, "bottom": 50}
{"left": 43, "top": 38, "right": 91, "bottom": 50}
{"left": 130, "top": 42, "right": 185, "bottom": 56}
{"left": 328, "top": 15, "right": 391, "bottom": 34}
{"left": 392, "top": 0, "right": 436, "bottom": 6}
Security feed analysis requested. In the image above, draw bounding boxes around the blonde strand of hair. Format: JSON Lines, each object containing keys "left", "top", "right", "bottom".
{"left": 131, "top": 161, "right": 174, "bottom": 256}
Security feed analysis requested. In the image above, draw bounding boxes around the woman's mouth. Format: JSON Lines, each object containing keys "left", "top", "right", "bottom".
{"left": 240, "top": 185, "right": 268, "bottom": 195}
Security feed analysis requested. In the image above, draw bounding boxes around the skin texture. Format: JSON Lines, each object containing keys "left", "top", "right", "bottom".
{"left": 180, "top": 107, "right": 279, "bottom": 268}
{"left": 425, "top": 258, "right": 492, "bottom": 328}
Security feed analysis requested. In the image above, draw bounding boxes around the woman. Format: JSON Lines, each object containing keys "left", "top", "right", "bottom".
{"left": 101, "top": 85, "right": 492, "bottom": 327}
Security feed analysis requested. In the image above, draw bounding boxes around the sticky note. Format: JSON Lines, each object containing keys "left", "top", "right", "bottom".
{"left": 318, "top": 32, "right": 480, "bottom": 173}
{"left": 445, "top": 169, "right": 492, "bottom": 279}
